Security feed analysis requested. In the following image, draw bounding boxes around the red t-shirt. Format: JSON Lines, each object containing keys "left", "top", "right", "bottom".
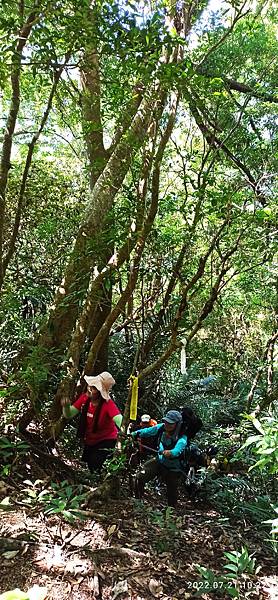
{"left": 73, "top": 393, "right": 120, "bottom": 446}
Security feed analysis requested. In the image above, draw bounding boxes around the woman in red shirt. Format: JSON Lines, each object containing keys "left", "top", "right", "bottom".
{"left": 62, "top": 372, "right": 122, "bottom": 473}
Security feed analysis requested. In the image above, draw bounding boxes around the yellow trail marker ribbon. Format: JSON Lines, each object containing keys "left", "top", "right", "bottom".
{"left": 129, "top": 375, "right": 139, "bottom": 420}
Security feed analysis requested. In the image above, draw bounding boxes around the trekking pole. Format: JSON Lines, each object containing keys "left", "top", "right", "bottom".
{"left": 118, "top": 432, "right": 160, "bottom": 454}
{"left": 139, "top": 442, "right": 160, "bottom": 454}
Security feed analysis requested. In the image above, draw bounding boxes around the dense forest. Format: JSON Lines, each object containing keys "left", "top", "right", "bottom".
{"left": 0, "top": 0, "right": 277, "bottom": 598}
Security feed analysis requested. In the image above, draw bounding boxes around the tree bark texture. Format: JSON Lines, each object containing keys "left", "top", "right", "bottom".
{"left": 82, "top": 93, "right": 179, "bottom": 375}
{"left": 39, "top": 77, "right": 166, "bottom": 351}
{"left": 47, "top": 93, "right": 178, "bottom": 425}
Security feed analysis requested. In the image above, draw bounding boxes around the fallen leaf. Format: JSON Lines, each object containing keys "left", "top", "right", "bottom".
{"left": 68, "top": 577, "right": 84, "bottom": 585}
{"left": 88, "top": 575, "right": 100, "bottom": 595}
{"left": 111, "top": 579, "right": 128, "bottom": 599}
{"left": 65, "top": 559, "right": 89, "bottom": 574}
{"left": 131, "top": 576, "right": 148, "bottom": 586}
{"left": 2, "top": 551, "right": 19, "bottom": 559}
{"left": 149, "top": 578, "right": 163, "bottom": 597}
{"left": 108, "top": 524, "right": 117, "bottom": 536}
{"left": 97, "top": 570, "right": 106, "bottom": 580}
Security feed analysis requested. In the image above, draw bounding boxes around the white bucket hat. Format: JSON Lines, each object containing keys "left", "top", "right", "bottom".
{"left": 140, "top": 414, "right": 151, "bottom": 423}
{"left": 84, "top": 371, "right": 115, "bottom": 401}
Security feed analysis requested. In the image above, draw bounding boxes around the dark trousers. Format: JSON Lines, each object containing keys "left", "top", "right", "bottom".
{"left": 135, "top": 458, "right": 181, "bottom": 507}
{"left": 82, "top": 439, "right": 116, "bottom": 473}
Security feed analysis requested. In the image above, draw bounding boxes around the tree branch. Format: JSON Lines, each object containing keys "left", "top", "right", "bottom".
{"left": 187, "top": 96, "right": 267, "bottom": 203}
{"left": 80, "top": 7, "right": 108, "bottom": 188}
{"left": 197, "top": 2, "right": 249, "bottom": 69}
{"left": 0, "top": 0, "right": 41, "bottom": 285}
{"left": 2, "top": 52, "right": 71, "bottom": 282}
{"left": 138, "top": 218, "right": 234, "bottom": 381}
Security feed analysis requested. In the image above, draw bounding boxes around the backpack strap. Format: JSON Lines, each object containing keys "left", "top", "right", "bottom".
{"left": 156, "top": 422, "right": 185, "bottom": 451}
{"left": 155, "top": 424, "right": 190, "bottom": 469}
{"left": 156, "top": 424, "right": 165, "bottom": 447}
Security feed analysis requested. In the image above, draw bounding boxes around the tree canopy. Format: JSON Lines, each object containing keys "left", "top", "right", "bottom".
{"left": 0, "top": 0, "right": 277, "bottom": 424}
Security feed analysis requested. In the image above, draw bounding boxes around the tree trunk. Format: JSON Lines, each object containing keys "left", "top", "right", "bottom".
{"left": 82, "top": 94, "right": 179, "bottom": 375}
{"left": 38, "top": 78, "right": 165, "bottom": 351}
{"left": 45, "top": 93, "right": 178, "bottom": 432}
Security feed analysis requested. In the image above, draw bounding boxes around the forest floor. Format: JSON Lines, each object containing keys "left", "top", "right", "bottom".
{"left": 0, "top": 446, "right": 277, "bottom": 600}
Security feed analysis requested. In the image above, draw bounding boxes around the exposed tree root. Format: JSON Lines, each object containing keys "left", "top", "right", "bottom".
{"left": 82, "top": 475, "right": 121, "bottom": 506}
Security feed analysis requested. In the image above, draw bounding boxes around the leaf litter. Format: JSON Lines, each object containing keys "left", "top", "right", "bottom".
{"left": 0, "top": 482, "right": 277, "bottom": 600}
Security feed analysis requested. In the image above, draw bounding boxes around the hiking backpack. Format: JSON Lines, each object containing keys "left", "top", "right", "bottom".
{"left": 179, "top": 406, "right": 203, "bottom": 441}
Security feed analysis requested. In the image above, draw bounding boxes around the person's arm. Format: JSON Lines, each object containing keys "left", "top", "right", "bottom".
{"left": 62, "top": 404, "right": 80, "bottom": 419}
{"left": 113, "top": 414, "right": 123, "bottom": 429}
{"left": 163, "top": 435, "right": 188, "bottom": 458}
{"left": 62, "top": 392, "right": 87, "bottom": 419}
{"left": 106, "top": 400, "right": 122, "bottom": 430}
{"left": 133, "top": 423, "right": 163, "bottom": 438}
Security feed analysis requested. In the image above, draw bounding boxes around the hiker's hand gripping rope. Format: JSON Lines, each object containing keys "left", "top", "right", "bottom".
{"left": 161, "top": 450, "right": 172, "bottom": 458}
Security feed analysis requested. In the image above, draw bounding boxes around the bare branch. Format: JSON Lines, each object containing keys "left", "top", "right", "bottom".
{"left": 187, "top": 96, "right": 267, "bottom": 203}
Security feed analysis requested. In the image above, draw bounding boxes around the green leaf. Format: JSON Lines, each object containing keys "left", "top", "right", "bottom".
{"left": 260, "top": 447, "right": 276, "bottom": 455}
{"left": 62, "top": 509, "right": 75, "bottom": 522}
{"left": 224, "top": 564, "right": 239, "bottom": 573}
{"left": 252, "top": 418, "right": 265, "bottom": 435}
{"left": 2, "top": 550, "right": 19, "bottom": 560}
{"left": 241, "top": 435, "right": 262, "bottom": 448}
{"left": 224, "top": 552, "right": 239, "bottom": 562}
{"left": 249, "top": 457, "right": 268, "bottom": 470}
{"left": 0, "top": 497, "right": 13, "bottom": 510}
{"left": 226, "top": 586, "right": 239, "bottom": 598}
